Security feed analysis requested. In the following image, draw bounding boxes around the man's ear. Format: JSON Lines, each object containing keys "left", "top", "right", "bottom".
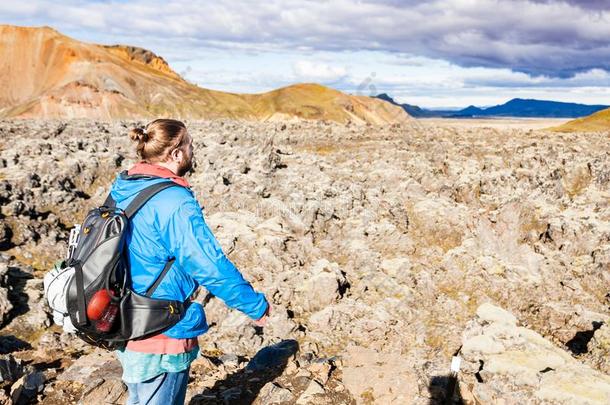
{"left": 170, "top": 148, "right": 183, "bottom": 162}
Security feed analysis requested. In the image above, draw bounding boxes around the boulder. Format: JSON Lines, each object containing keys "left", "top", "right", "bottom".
{"left": 461, "top": 304, "right": 610, "bottom": 404}
{"left": 342, "top": 345, "right": 418, "bottom": 404}
{"left": 296, "top": 379, "right": 325, "bottom": 405}
{"left": 257, "top": 382, "right": 294, "bottom": 404}
{"left": 0, "top": 262, "right": 13, "bottom": 323}
{"left": 298, "top": 259, "right": 347, "bottom": 312}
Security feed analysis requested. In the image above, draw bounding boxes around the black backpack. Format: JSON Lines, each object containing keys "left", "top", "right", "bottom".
{"left": 64, "top": 179, "right": 188, "bottom": 349}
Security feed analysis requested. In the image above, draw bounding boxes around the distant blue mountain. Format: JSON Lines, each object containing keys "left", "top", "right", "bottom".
{"left": 374, "top": 93, "right": 440, "bottom": 117}
{"left": 452, "top": 98, "right": 610, "bottom": 118}
{"left": 454, "top": 105, "right": 484, "bottom": 116}
{"left": 375, "top": 94, "right": 609, "bottom": 118}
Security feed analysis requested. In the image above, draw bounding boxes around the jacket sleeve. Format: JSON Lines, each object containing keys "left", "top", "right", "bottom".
{"left": 161, "top": 196, "right": 268, "bottom": 320}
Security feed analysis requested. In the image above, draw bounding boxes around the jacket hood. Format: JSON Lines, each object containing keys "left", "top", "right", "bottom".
{"left": 109, "top": 173, "right": 175, "bottom": 205}
{"left": 127, "top": 162, "right": 191, "bottom": 188}
{"left": 109, "top": 163, "right": 190, "bottom": 205}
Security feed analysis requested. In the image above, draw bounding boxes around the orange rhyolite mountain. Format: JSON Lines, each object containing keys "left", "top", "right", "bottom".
{"left": 0, "top": 25, "right": 410, "bottom": 123}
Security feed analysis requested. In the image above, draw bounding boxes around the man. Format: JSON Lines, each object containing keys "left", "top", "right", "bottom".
{"left": 109, "top": 119, "right": 269, "bottom": 404}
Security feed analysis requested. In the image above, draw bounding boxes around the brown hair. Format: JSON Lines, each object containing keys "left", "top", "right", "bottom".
{"left": 129, "top": 119, "right": 189, "bottom": 162}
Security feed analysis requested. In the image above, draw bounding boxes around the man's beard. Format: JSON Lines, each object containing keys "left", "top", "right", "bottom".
{"left": 176, "top": 156, "right": 193, "bottom": 177}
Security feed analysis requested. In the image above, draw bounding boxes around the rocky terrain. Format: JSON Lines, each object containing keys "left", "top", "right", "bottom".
{"left": 0, "top": 118, "right": 608, "bottom": 404}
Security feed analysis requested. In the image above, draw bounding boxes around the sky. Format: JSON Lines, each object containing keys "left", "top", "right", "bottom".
{"left": 1, "top": 0, "right": 610, "bottom": 108}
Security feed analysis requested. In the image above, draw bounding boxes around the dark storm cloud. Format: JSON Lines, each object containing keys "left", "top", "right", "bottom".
{"left": 531, "top": 0, "right": 610, "bottom": 11}
{"left": 1, "top": 0, "right": 609, "bottom": 78}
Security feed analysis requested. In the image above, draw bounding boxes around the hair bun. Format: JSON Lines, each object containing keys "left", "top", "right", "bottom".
{"left": 129, "top": 127, "right": 149, "bottom": 143}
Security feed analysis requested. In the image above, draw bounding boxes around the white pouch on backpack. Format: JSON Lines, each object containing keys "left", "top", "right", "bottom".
{"left": 43, "top": 224, "right": 80, "bottom": 333}
{"left": 43, "top": 261, "right": 77, "bottom": 333}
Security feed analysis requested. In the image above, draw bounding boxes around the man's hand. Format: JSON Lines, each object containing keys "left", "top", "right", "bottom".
{"left": 254, "top": 303, "right": 271, "bottom": 327}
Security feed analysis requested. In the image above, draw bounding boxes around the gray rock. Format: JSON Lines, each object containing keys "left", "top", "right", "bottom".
{"left": 258, "top": 382, "right": 294, "bottom": 404}
{"left": 342, "top": 345, "right": 418, "bottom": 404}
{"left": 586, "top": 323, "right": 610, "bottom": 374}
{"left": 58, "top": 349, "right": 121, "bottom": 383}
{"left": 299, "top": 259, "right": 347, "bottom": 312}
{"left": 0, "top": 262, "right": 12, "bottom": 323}
{"left": 79, "top": 377, "right": 127, "bottom": 405}
{"left": 10, "top": 371, "right": 45, "bottom": 404}
{"left": 0, "top": 355, "right": 25, "bottom": 383}
{"left": 461, "top": 304, "right": 610, "bottom": 404}
{"left": 218, "top": 353, "right": 239, "bottom": 367}
{"left": 296, "top": 379, "right": 325, "bottom": 405}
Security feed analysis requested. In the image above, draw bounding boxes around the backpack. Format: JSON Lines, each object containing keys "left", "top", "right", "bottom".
{"left": 43, "top": 180, "right": 188, "bottom": 350}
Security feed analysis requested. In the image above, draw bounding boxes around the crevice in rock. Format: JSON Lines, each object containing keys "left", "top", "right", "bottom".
{"left": 74, "top": 190, "right": 91, "bottom": 200}
{"left": 539, "top": 223, "right": 553, "bottom": 242}
{"left": 475, "top": 360, "right": 485, "bottom": 383}
{"left": 338, "top": 271, "right": 350, "bottom": 298}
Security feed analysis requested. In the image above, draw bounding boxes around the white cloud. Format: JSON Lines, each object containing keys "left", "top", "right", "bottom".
{"left": 2, "top": 0, "right": 610, "bottom": 107}
{"left": 4, "top": 0, "right": 610, "bottom": 77}
{"left": 292, "top": 61, "right": 347, "bottom": 82}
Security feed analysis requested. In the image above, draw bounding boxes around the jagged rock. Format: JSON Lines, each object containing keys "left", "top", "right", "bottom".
{"left": 19, "top": 278, "right": 51, "bottom": 328}
{"left": 10, "top": 371, "right": 45, "bottom": 404}
{"left": 342, "top": 345, "right": 418, "bottom": 404}
{"left": 562, "top": 163, "right": 592, "bottom": 197}
{"left": 298, "top": 259, "right": 347, "bottom": 312}
{"left": 258, "top": 382, "right": 295, "bottom": 404}
{"left": 307, "top": 359, "right": 333, "bottom": 384}
{"left": 218, "top": 353, "right": 240, "bottom": 368}
{"left": 408, "top": 198, "right": 466, "bottom": 252}
{"left": 79, "top": 377, "right": 127, "bottom": 405}
{"left": 57, "top": 349, "right": 121, "bottom": 383}
{"left": 0, "top": 354, "right": 25, "bottom": 383}
{"left": 296, "top": 379, "right": 325, "bottom": 404}
{"left": 263, "top": 308, "right": 300, "bottom": 339}
{"left": 587, "top": 323, "right": 610, "bottom": 374}
{"left": 53, "top": 349, "right": 127, "bottom": 404}
{"left": 461, "top": 304, "right": 610, "bottom": 404}
{"left": 0, "top": 262, "right": 13, "bottom": 323}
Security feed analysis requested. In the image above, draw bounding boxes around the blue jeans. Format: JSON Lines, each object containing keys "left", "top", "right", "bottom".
{"left": 125, "top": 368, "right": 189, "bottom": 405}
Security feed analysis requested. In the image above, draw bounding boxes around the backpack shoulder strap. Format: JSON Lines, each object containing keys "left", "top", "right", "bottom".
{"left": 145, "top": 257, "right": 176, "bottom": 297}
{"left": 103, "top": 192, "right": 115, "bottom": 207}
{"left": 124, "top": 181, "right": 181, "bottom": 219}
{"left": 123, "top": 179, "right": 184, "bottom": 296}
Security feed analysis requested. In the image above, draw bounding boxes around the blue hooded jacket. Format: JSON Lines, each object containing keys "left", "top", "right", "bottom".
{"left": 109, "top": 172, "right": 268, "bottom": 339}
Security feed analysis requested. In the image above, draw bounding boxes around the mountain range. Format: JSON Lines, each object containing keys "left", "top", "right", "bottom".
{"left": 0, "top": 25, "right": 409, "bottom": 124}
{"left": 376, "top": 93, "right": 609, "bottom": 119}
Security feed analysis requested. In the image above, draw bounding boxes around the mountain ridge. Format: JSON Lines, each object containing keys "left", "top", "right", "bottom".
{"left": 376, "top": 93, "right": 608, "bottom": 119}
{"left": 0, "top": 25, "right": 409, "bottom": 124}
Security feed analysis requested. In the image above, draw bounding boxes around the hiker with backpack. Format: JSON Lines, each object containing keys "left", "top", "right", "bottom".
{"left": 45, "top": 119, "right": 270, "bottom": 405}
